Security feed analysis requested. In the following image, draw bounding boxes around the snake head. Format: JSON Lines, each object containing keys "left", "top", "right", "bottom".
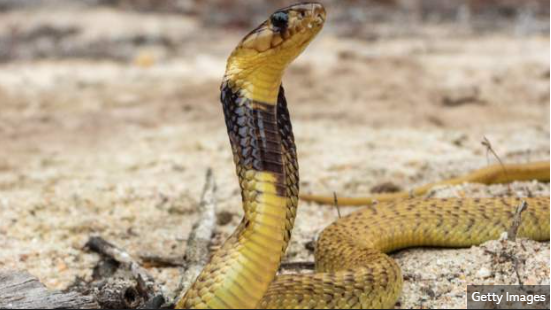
{"left": 232, "top": 2, "right": 325, "bottom": 65}
{"left": 225, "top": 3, "right": 325, "bottom": 102}
{"left": 241, "top": 2, "right": 325, "bottom": 53}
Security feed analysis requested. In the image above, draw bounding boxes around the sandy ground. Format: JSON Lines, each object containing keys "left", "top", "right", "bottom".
{"left": 0, "top": 6, "right": 549, "bottom": 309}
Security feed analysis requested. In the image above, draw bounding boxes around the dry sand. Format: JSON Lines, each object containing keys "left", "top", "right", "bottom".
{"left": 0, "top": 6, "right": 549, "bottom": 309}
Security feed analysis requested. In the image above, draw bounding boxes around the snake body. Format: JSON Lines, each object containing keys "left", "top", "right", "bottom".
{"left": 177, "top": 3, "right": 550, "bottom": 309}
{"left": 301, "top": 161, "right": 551, "bottom": 206}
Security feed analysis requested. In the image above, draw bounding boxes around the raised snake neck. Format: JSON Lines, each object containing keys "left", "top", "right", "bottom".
{"left": 177, "top": 3, "right": 550, "bottom": 309}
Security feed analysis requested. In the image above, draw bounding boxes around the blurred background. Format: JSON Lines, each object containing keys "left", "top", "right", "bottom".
{"left": 0, "top": 0, "right": 549, "bottom": 62}
{"left": 0, "top": 1, "right": 549, "bottom": 308}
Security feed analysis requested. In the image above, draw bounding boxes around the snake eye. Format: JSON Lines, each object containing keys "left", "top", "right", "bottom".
{"left": 271, "top": 12, "right": 288, "bottom": 31}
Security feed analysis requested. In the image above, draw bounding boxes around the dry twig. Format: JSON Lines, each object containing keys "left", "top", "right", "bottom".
{"left": 507, "top": 200, "right": 528, "bottom": 242}
{"left": 175, "top": 168, "right": 217, "bottom": 302}
{"left": 481, "top": 136, "right": 510, "bottom": 179}
{"left": 140, "top": 255, "right": 186, "bottom": 268}
{"left": 85, "top": 236, "right": 164, "bottom": 306}
{"left": 0, "top": 271, "right": 98, "bottom": 309}
{"left": 333, "top": 192, "right": 342, "bottom": 219}
{"left": 482, "top": 136, "right": 513, "bottom": 193}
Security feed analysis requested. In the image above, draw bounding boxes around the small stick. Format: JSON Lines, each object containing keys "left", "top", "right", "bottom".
{"left": 482, "top": 136, "right": 512, "bottom": 193}
{"left": 507, "top": 201, "right": 528, "bottom": 242}
{"left": 85, "top": 236, "right": 163, "bottom": 302}
{"left": 0, "top": 270, "right": 99, "bottom": 309}
{"left": 333, "top": 192, "right": 342, "bottom": 219}
{"left": 140, "top": 255, "right": 186, "bottom": 268}
{"left": 481, "top": 136, "right": 509, "bottom": 179}
{"left": 175, "top": 168, "right": 218, "bottom": 301}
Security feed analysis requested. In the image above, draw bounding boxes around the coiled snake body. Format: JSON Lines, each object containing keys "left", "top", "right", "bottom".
{"left": 177, "top": 3, "right": 550, "bottom": 309}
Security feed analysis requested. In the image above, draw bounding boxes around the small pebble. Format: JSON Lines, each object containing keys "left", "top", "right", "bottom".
{"left": 476, "top": 267, "right": 492, "bottom": 278}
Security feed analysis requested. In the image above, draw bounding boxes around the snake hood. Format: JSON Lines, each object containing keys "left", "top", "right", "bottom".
{"left": 224, "top": 2, "right": 326, "bottom": 103}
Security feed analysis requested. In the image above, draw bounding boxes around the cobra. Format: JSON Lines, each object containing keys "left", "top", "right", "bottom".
{"left": 177, "top": 3, "right": 550, "bottom": 309}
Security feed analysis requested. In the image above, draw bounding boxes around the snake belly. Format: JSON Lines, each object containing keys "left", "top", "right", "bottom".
{"left": 177, "top": 3, "right": 551, "bottom": 309}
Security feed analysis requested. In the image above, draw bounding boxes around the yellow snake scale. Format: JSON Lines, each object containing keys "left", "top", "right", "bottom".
{"left": 177, "top": 3, "right": 550, "bottom": 309}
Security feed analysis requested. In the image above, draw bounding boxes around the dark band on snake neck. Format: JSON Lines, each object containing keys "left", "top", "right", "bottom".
{"left": 221, "top": 82, "right": 297, "bottom": 196}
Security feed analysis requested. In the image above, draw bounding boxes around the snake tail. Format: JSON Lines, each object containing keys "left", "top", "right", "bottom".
{"left": 301, "top": 161, "right": 551, "bottom": 206}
